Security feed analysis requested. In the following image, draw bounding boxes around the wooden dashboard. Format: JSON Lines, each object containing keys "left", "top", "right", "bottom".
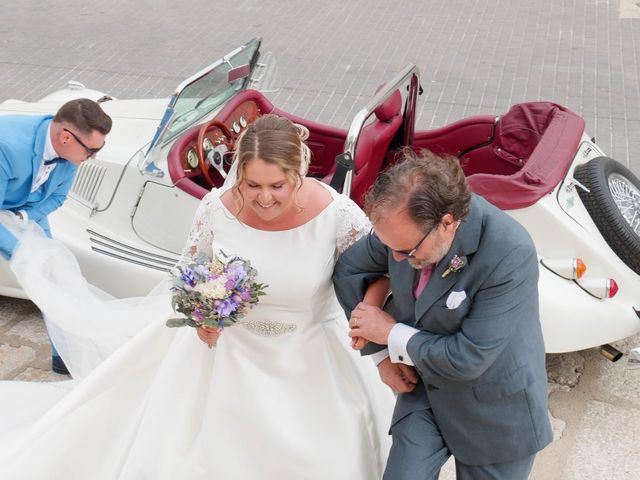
{"left": 180, "top": 99, "right": 263, "bottom": 173}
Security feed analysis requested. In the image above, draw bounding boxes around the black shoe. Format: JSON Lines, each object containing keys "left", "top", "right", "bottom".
{"left": 52, "top": 356, "right": 69, "bottom": 375}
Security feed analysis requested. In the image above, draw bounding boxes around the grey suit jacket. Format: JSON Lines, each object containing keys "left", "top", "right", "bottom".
{"left": 333, "top": 194, "right": 553, "bottom": 465}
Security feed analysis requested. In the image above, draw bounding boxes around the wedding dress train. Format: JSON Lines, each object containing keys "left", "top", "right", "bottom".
{"left": 0, "top": 184, "right": 394, "bottom": 479}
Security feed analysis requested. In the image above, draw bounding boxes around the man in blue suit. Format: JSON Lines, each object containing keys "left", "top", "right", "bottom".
{"left": 334, "top": 151, "right": 552, "bottom": 479}
{"left": 0, "top": 98, "right": 112, "bottom": 374}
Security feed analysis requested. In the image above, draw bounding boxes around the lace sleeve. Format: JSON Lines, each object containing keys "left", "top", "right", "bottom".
{"left": 335, "top": 194, "right": 371, "bottom": 256}
{"left": 173, "top": 190, "right": 218, "bottom": 272}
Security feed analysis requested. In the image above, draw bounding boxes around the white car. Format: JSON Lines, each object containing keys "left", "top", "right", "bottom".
{"left": 1, "top": 37, "right": 639, "bottom": 354}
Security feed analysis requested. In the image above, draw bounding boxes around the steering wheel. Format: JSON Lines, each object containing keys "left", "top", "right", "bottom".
{"left": 196, "top": 119, "right": 236, "bottom": 189}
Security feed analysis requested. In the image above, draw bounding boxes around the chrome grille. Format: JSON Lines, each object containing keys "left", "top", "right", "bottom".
{"left": 70, "top": 162, "right": 107, "bottom": 206}
{"left": 87, "top": 230, "right": 179, "bottom": 272}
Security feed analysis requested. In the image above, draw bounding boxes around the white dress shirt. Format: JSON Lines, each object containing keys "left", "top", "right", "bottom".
{"left": 369, "top": 323, "right": 420, "bottom": 366}
{"left": 31, "top": 124, "right": 59, "bottom": 193}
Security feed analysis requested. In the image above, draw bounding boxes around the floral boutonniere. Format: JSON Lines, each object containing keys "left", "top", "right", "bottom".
{"left": 441, "top": 254, "right": 467, "bottom": 278}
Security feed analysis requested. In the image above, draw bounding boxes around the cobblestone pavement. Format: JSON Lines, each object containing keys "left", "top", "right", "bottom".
{"left": 1, "top": 1, "right": 640, "bottom": 479}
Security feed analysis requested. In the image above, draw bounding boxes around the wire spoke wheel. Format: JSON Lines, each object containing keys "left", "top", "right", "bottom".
{"left": 608, "top": 173, "right": 640, "bottom": 235}
{"left": 574, "top": 156, "right": 640, "bottom": 275}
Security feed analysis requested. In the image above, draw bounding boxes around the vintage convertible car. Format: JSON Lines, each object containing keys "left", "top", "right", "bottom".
{"left": 1, "top": 38, "right": 639, "bottom": 354}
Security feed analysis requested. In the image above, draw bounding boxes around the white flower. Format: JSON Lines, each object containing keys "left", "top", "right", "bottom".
{"left": 195, "top": 277, "right": 229, "bottom": 299}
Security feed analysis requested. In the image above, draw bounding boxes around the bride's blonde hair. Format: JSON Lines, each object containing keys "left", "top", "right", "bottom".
{"left": 231, "top": 114, "right": 311, "bottom": 213}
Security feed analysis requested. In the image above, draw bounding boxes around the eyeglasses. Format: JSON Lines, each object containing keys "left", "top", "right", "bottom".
{"left": 371, "top": 225, "right": 437, "bottom": 259}
{"left": 63, "top": 128, "right": 104, "bottom": 157}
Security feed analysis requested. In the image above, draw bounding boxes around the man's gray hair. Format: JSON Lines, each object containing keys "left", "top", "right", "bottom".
{"left": 365, "top": 149, "right": 471, "bottom": 231}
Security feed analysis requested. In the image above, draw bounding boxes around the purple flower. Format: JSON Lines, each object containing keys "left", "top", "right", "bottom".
{"left": 168, "top": 251, "right": 267, "bottom": 331}
{"left": 216, "top": 298, "right": 238, "bottom": 317}
{"left": 449, "top": 255, "right": 466, "bottom": 271}
{"left": 194, "top": 264, "right": 209, "bottom": 278}
{"left": 227, "top": 261, "right": 247, "bottom": 281}
{"left": 181, "top": 268, "right": 197, "bottom": 288}
{"left": 441, "top": 254, "right": 468, "bottom": 278}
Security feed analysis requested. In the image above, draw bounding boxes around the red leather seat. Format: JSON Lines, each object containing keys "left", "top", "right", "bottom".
{"left": 467, "top": 102, "right": 585, "bottom": 210}
{"left": 324, "top": 89, "right": 403, "bottom": 206}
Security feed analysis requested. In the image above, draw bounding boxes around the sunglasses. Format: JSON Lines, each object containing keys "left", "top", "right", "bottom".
{"left": 64, "top": 128, "right": 105, "bottom": 157}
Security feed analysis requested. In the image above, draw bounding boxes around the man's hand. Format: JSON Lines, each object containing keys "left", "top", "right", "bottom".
{"left": 348, "top": 302, "right": 396, "bottom": 346}
{"left": 377, "top": 357, "right": 419, "bottom": 393}
{"left": 196, "top": 326, "right": 222, "bottom": 348}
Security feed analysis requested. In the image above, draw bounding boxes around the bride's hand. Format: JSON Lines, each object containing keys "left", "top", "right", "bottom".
{"left": 351, "top": 336, "right": 369, "bottom": 350}
{"left": 196, "top": 326, "right": 222, "bottom": 348}
{"left": 377, "top": 357, "right": 418, "bottom": 394}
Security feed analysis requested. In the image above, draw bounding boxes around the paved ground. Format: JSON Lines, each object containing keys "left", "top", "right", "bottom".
{"left": 1, "top": 1, "right": 640, "bottom": 478}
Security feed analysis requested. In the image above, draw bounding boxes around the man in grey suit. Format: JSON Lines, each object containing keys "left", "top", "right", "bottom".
{"left": 333, "top": 151, "right": 552, "bottom": 479}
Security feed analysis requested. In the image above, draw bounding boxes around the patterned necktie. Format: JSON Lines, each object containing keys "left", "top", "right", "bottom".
{"left": 413, "top": 263, "right": 435, "bottom": 298}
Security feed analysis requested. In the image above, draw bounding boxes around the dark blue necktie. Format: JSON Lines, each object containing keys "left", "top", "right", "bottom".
{"left": 43, "top": 157, "right": 62, "bottom": 166}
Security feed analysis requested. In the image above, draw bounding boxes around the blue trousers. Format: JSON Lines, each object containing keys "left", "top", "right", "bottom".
{"left": 44, "top": 313, "right": 61, "bottom": 360}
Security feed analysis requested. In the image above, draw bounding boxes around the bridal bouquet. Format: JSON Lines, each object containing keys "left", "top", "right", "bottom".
{"left": 166, "top": 251, "right": 267, "bottom": 329}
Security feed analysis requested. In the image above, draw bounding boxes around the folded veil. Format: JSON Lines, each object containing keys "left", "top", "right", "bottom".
{"left": 1, "top": 211, "right": 172, "bottom": 379}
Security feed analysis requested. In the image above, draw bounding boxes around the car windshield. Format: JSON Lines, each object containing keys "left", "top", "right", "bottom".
{"left": 143, "top": 38, "right": 260, "bottom": 167}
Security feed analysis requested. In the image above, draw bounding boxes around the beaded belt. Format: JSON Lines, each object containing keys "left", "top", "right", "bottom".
{"left": 240, "top": 319, "right": 297, "bottom": 337}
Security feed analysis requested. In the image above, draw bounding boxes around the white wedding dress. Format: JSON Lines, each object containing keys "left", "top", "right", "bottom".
{"left": 0, "top": 183, "right": 394, "bottom": 479}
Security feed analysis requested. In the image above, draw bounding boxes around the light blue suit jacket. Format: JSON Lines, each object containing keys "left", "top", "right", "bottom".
{"left": 334, "top": 195, "right": 553, "bottom": 466}
{"left": 0, "top": 115, "right": 78, "bottom": 259}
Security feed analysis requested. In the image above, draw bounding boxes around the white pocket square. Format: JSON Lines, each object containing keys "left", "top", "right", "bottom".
{"left": 446, "top": 290, "right": 467, "bottom": 309}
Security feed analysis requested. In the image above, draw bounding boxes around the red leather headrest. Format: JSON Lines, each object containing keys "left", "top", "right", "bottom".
{"left": 374, "top": 89, "right": 402, "bottom": 123}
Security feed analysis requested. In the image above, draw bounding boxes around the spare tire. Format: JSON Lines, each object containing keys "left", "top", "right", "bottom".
{"left": 573, "top": 157, "right": 640, "bottom": 275}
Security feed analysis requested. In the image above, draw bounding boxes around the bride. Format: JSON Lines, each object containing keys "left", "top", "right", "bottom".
{"left": 0, "top": 114, "right": 394, "bottom": 479}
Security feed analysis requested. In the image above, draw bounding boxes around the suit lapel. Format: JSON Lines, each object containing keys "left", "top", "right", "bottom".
{"left": 414, "top": 195, "right": 484, "bottom": 324}
{"left": 40, "top": 163, "right": 61, "bottom": 197}
{"left": 414, "top": 260, "right": 461, "bottom": 324}
{"left": 31, "top": 118, "right": 51, "bottom": 175}
{"left": 393, "top": 256, "right": 417, "bottom": 300}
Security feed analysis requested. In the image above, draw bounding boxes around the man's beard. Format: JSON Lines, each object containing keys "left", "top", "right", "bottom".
{"left": 408, "top": 235, "right": 452, "bottom": 270}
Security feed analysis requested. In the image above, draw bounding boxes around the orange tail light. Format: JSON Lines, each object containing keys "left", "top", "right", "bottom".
{"left": 574, "top": 258, "right": 587, "bottom": 279}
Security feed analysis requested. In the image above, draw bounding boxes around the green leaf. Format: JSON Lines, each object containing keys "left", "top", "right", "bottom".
{"left": 166, "top": 317, "right": 190, "bottom": 328}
